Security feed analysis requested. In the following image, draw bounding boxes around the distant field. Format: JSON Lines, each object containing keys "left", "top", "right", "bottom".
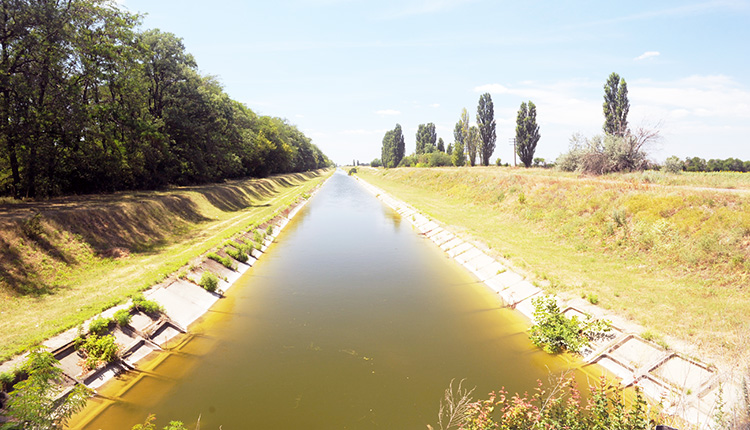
{"left": 357, "top": 166, "right": 750, "bottom": 365}
{"left": 0, "top": 170, "right": 332, "bottom": 362}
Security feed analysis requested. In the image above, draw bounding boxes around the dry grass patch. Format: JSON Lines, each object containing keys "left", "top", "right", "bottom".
{"left": 357, "top": 167, "right": 750, "bottom": 364}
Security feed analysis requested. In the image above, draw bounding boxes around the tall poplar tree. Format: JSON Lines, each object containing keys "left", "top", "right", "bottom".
{"left": 603, "top": 72, "right": 629, "bottom": 137}
{"left": 515, "top": 101, "right": 541, "bottom": 168}
{"left": 466, "top": 126, "right": 480, "bottom": 167}
{"left": 415, "top": 123, "right": 437, "bottom": 154}
{"left": 476, "top": 92, "right": 496, "bottom": 166}
{"left": 381, "top": 124, "right": 405, "bottom": 168}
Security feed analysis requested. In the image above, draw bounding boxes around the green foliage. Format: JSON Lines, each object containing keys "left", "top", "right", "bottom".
{"left": 78, "top": 334, "right": 119, "bottom": 370}
{"left": 381, "top": 124, "right": 406, "bottom": 168}
{"left": 528, "top": 296, "right": 610, "bottom": 354}
{"left": 254, "top": 230, "right": 264, "bottom": 245}
{"left": 476, "top": 93, "right": 496, "bottom": 166}
{"left": 207, "top": 252, "right": 234, "bottom": 269}
{"left": 663, "top": 156, "right": 683, "bottom": 173}
{"left": 348, "top": 167, "right": 358, "bottom": 175}
{"left": 428, "top": 151, "right": 452, "bottom": 167}
{"left": 370, "top": 158, "right": 382, "bottom": 167}
{"left": 113, "top": 309, "right": 133, "bottom": 327}
{"left": 131, "top": 293, "right": 164, "bottom": 316}
{"left": 603, "top": 72, "right": 630, "bottom": 137}
{"left": 515, "top": 101, "right": 541, "bottom": 168}
{"left": 266, "top": 225, "right": 274, "bottom": 236}
{"left": 1, "top": 348, "right": 91, "bottom": 430}
{"left": 556, "top": 132, "right": 651, "bottom": 174}
{"left": 225, "top": 246, "right": 248, "bottom": 263}
{"left": 415, "top": 123, "right": 437, "bottom": 155}
{"left": 131, "top": 415, "right": 188, "bottom": 430}
{"left": 200, "top": 271, "right": 219, "bottom": 292}
{"left": 0, "top": 369, "right": 17, "bottom": 392}
{"left": 458, "top": 376, "right": 654, "bottom": 430}
{"left": 88, "top": 317, "right": 113, "bottom": 336}
{"left": 0, "top": 2, "right": 331, "bottom": 199}
{"left": 495, "top": 158, "right": 502, "bottom": 166}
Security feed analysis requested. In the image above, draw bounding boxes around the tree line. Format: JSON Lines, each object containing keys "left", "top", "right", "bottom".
{"left": 0, "top": 0, "right": 330, "bottom": 199}
{"left": 377, "top": 93, "right": 541, "bottom": 169}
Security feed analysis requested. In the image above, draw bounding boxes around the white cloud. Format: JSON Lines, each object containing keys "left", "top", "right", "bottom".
{"left": 429, "top": 103, "right": 441, "bottom": 108}
{"left": 375, "top": 109, "right": 401, "bottom": 116}
{"left": 635, "top": 51, "right": 660, "bottom": 61}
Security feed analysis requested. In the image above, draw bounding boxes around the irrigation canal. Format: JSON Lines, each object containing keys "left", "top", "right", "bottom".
{"left": 72, "top": 169, "right": 598, "bottom": 429}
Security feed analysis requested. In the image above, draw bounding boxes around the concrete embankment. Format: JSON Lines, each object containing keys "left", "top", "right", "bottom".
{"left": 0, "top": 178, "right": 326, "bottom": 406}
{"left": 353, "top": 174, "right": 733, "bottom": 427}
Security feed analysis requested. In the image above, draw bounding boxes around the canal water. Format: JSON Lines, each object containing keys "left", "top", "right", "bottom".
{"left": 72, "top": 170, "right": 594, "bottom": 429}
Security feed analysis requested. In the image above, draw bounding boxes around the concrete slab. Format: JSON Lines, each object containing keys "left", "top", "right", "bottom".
{"left": 447, "top": 242, "right": 473, "bottom": 258}
{"left": 505, "top": 281, "right": 543, "bottom": 304}
{"left": 84, "top": 362, "right": 127, "bottom": 390}
{"left": 456, "top": 247, "right": 482, "bottom": 264}
{"left": 608, "top": 336, "right": 667, "bottom": 371}
{"left": 440, "top": 237, "right": 463, "bottom": 251}
{"left": 595, "top": 355, "right": 634, "bottom": 381}
{"left": 425, "top": 226, "right": 443, "bottom": 238}
{"left": 514, "top": 293, "right": 543, "bottom": 320}
{"left": 652, "top": 355, "right": 714, "bottom": 392}
{"left": 149, "top": 281, "right": 220, "bottom": 328}
{"left": 432, "top": 230, "right": 455, "bottom": 246}
{"left": 465, "top": 253, "right": 496, "bottom": 274}
{"left": 476, "top": 261, "right": 506, "bottom": 282}
{"left": 420, "top": 221, "right": 440, "bottom": 234}
{"left": 150, "top": 322, "right": 183, "bottom": 346}
{"left": 491, "top": 270, "right": 525, "bottom": 289}
{"left": 129, "top": 312, "right": 156, "bottom": 333}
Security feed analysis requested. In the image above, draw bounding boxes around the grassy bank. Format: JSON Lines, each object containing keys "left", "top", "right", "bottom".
{"left": 356, "top": 167, "right": 750, "bottom": 364}
{"left": 0, "top": 170, "right": 332, "bottom": 361}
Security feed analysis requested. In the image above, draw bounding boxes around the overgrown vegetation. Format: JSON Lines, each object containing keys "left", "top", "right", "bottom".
{"left": 87, "top": 317, "right": 113, "bottom": 337}
{"left": 207, "top": 253, "right": 234, "bottom": 270}
{"left": 528, "top": 296, "right": 610, "bottom": 354}
{"left": 131, "top": 294, "right": 164, "bottom": 317}
{"left": 431, "top": 375, "right": 656, "bottom": 430}
{"left": 75, "top": 334, "right": 119, "bottom": 370}
{"left": 199, "top": 272, "right": 219, "bottom": 293}
{"left": 0, "top": 349, "right": 90, "bottom": 430}
{"left": 113, "top": 309, "right": 133, "bottom": 327}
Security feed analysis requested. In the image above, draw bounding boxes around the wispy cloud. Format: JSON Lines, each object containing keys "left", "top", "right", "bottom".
{"left": 635, "top": 51, "right": 660, "bottom": 61}
{"left": 375, "top": 109, "right": 401, "bottom": 116}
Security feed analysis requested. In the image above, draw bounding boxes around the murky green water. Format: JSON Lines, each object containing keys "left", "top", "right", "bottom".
{"left": 72, "top": 170, "right": 596, "bottom": 429}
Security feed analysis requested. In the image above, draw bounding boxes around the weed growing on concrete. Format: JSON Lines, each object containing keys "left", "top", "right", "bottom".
{"left": 131, "top": 293, "right": 163, "bottom": 316}
{"left": 266, "top": 224, "right": 274, "bottom": 236}
{"left": 529, "top": 296, "right": 610, "bottom": 354}
{"left": 587, "top": 293, "right": 599, "bottom": 305}
{"left": 88, "top": 316, "right": 112, "bottom": 336}
{"left": 78, "top": 334, "right": 119, "bottom": 370}
{"left": 200, "top": 272, "right": 219, "bottom": 293}
{"left": 253, "top": 230, "right": 264, "bottom": 245}
{"left": 207, "top": 253, "right": 234, "bottom": 270}
{"left": 224, "top": 247, "right": 248, "bottom": 263}
{"left": 113, "top": 309, "right": 132, "bottom": 327}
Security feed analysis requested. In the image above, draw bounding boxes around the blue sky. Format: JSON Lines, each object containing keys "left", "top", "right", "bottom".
{"left": 118, "top": 0, "right": 750, "bottom": 165}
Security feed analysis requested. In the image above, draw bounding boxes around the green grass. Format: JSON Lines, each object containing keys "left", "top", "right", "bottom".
{"left": 0, "top": 170, "right": 332, "bottom": 362}
{"left": 357, "top": 166, "right": 750, "bottom": 363}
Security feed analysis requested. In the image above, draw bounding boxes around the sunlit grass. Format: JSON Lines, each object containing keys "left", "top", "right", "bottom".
{"left": 357, "top": 166, "right": 750, "bottom": 363}
{"left": 0, "top": 170, "right": 332, "bottom": 361}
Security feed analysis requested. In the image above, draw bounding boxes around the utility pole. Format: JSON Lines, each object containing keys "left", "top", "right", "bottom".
{"left": 509, "top": 138, "right": 517, "bottom": 167}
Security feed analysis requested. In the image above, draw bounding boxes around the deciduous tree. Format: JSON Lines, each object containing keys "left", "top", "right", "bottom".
{"left": 476, "top": 93, "right": 496, "bottom": 166}
{"left": 515, "top": 101, "right": 541, "bottom": 168}
{"left": 603, "top": 72, "right": 629, "bottom": 137}
{"left": 415, "top": 123, "right": 437, "bottom": 154}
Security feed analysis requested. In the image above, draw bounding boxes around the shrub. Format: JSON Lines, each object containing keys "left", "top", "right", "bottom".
{"left": 348, "top": 167, "right": 357, "bottom": 175}
{"left": 663, "top": 155, "right": 684, "bottom": 173}
{"left": 88, "top": 316, "right": 112, "bottom": 336}
{"left": 131, "top": 293, "right": 163, "bottom": 316}
{"left": 495, "top": 158, "right": 502, "bottom": 166}
{"left": 457, "top": 375, "right": 655, "bottom": 430}
{"left": 370, "top": 158, "right": 382, "bottom": 167}
{"left": 200, "top": 271, "right": 219, "bottom": 292}
{"left": 266, "top": 224, "right": 274, "bottom": 236}
{"left": 225, "top": 246, "right": 248, "bottom": 263}
{"left": 207, "top": 252, "right": 234, "bottom": 269}
{"left": 0, "top": 369, "right": 17, "bottom": 392}
{"left": 254, "top": 230, "right": 264, "bottom": 245}
{"left": 79, "top": 334, "right": 119, "bottom": 370}
{"left": 428, "top": 151, "right": 452, "bottom": 167}
{"left": 113, "top": 309, "right": 132, "bottom": 327}
{"left": 528, "top": 296, "right": 610, "bottom": 354}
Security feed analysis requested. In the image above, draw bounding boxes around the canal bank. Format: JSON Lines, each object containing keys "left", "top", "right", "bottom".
{"left": 67, "top": 169, "right": 603, "bottom": 429}
{"left": 352, "top": 171, "right": 733, "bottom": 428}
